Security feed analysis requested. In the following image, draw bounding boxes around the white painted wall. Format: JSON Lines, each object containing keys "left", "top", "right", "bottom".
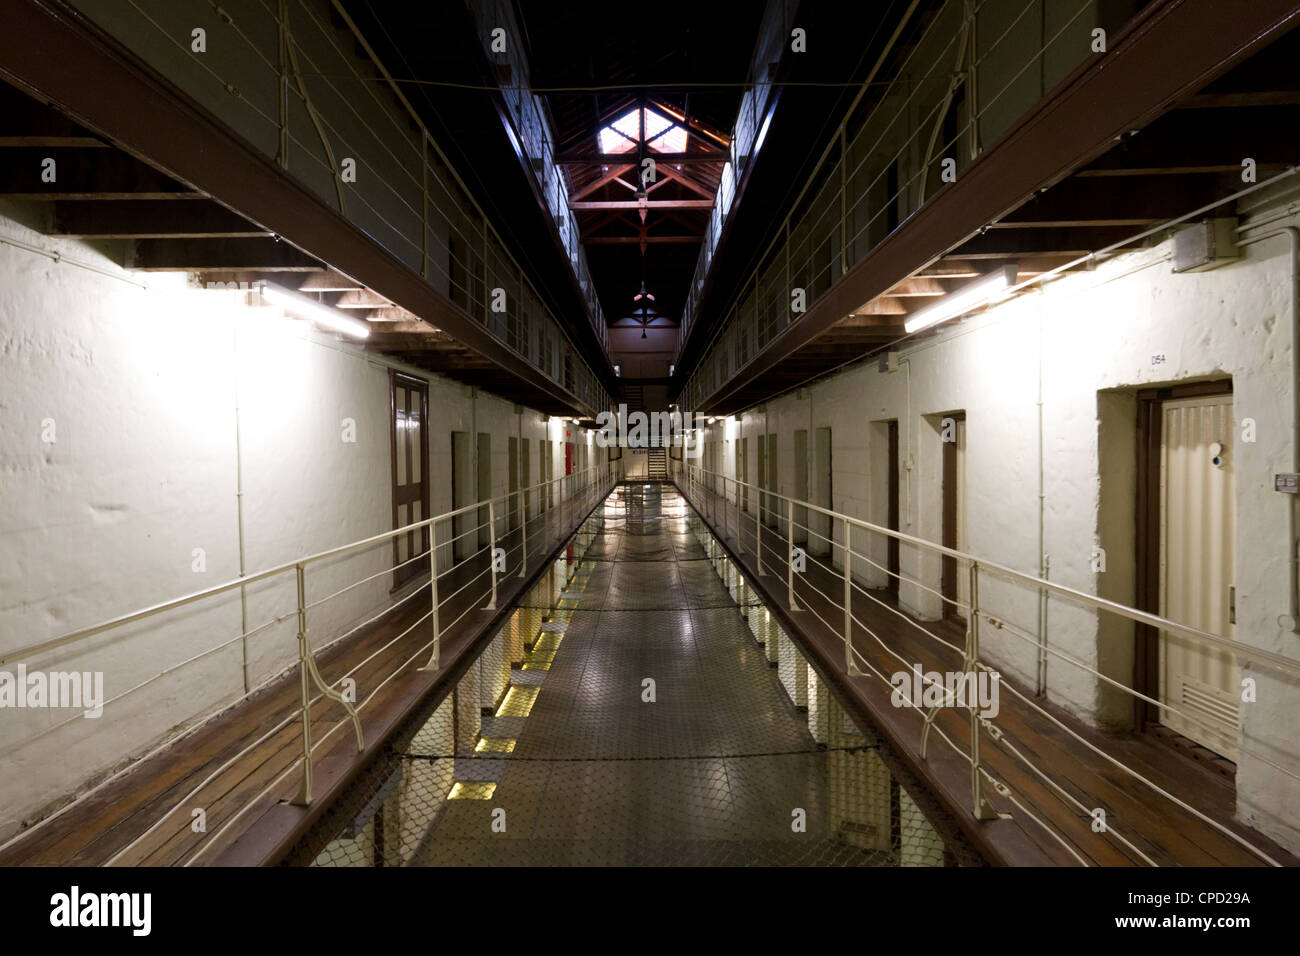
{"left": 698, "top": 203, "right": 1300, "bottom": 852}
{"left": 0, "top": 208, "right": 591, "bottom": 838}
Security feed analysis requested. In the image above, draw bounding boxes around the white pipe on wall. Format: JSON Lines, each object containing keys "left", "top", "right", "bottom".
{"left": 233, "top": 318, "right": 249, "bottom": 694}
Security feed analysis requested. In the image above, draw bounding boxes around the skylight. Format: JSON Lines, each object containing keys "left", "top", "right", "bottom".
{"left": 598, "top": 107, "right": 687, "bottom": 155}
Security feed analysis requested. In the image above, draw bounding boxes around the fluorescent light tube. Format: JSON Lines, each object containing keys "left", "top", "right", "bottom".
{"left": 903, "top": 264, "right": 1018, "bottom": 334}
{"left": 753, "top": 110, "right": 773, "bottom": 155}
{"left": 260, "top": 281, "right": 371, "bottom": 339}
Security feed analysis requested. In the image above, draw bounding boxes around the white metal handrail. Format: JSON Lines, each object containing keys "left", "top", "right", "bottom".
{"left": 679, "top": 0, "right": 1122, "bottom": 408}
{"left": 127, "top": 478, "right": 615, "bottom": 866}
{"left": 684, "top": 463, "right": 1300, "bottom": 676}
{"left": 109, "top": 0, "right": 610, "bottom": 408}
{"left": 679, "top": 460, "right": 1298, "bottom": 866}
{"left": 1, "top": 463, "right": 609, "bottom": 667}
{"left": 0, "top": 458, "right": 621, "bottom": 863}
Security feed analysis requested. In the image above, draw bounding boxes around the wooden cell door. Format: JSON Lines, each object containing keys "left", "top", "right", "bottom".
{"left": 476, "top": 432, "right": 492, "bottom": 550}
{"left": 887, "top": 420, "right": 900, "bottom": 597}
{"left": 813, "top": 426, "right": 833, "bottom": 556}
{"left": 767, "top": 433, "right": 779, "bottom": 528}
{"left": 390, "top": 372, "right": 430, "bottom": 588}
{"left": 794, "top": 429, "right": 809, "bottom": 546}
{"left": 508, "top": 437, "right": 519, "bottom": 531}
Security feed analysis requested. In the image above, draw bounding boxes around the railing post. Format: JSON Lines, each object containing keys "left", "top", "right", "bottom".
{"left": 422, "top": 522, "right": 442, "bottom": 670}
{"left": 290, "top": 562, "right": 313, "bottom": 806}
{"left": 967, "top": 560, "right": 998, "bottom": 820}
{"left": 786, "top": 497, "right": 801, "bottom": 611}
{"left": 486, "top": 500, "right": 498, "bottom": 610}
{"left": 843, "top": 517, "right": 854, "bottom": 674}
{"left": 755, "top": 478, "right": 764, "bottom": 577}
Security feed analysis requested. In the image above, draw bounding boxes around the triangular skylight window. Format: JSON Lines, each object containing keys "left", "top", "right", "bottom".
{"left": 598, "top": 107, "right": 686, "bottom": 155}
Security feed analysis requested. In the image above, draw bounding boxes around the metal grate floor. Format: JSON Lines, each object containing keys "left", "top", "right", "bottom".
{"left": 313, "top": 485, "right": 952, "bottom": 867}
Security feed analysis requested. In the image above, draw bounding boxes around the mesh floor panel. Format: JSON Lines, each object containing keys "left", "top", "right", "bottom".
{"left": 310, "top": 484, "right": 962, "bottom": 867}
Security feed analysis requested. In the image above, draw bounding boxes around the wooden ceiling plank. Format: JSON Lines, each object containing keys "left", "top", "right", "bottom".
{"left": 0, "top": 146, "right": 195, "bottom": 198}
{"left": 129, "top": 237, "right": 322, "bottom": 271}
{"left": 333, "top": 288, "right": 392, "bottom": 308}
{"left": 297, "top": 269, "right": 363, "bottom": 291}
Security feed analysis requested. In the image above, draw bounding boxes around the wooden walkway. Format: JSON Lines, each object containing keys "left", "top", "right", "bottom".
{"left": 687, "top": 483, "right": 1298, "bottom": 867}
{"left": 0, "top": 482, "right": 609, "bottom": 866}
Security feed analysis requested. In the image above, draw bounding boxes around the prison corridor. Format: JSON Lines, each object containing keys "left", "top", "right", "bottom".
{"left": 313, "top": 484, "right": 951, "bottom": 866}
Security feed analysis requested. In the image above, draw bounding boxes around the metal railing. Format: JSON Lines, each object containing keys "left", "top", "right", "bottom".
{"left": 679, "top": 0, "right": 1124, "bottom": 408}
{"left": 77, "top": 0, "right": 609, "bottom": 411}
{"left": 0, "top": 458, "right": 621, "bottom": 864}
{"left": 676, "top": 460, "right": 1300, "bottom": 866}
{"left": 466, "top": 0, "right": 611, "bottom": 360}
{"left": 672, "top": 0, "right": 797, "bottom": 357}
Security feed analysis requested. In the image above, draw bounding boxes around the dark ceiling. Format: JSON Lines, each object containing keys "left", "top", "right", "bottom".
{"left": 342, "top": 0, "right": 923, "bottom": 386}
{"left": 516, "top": 0, "right": 760, "bottom": 328}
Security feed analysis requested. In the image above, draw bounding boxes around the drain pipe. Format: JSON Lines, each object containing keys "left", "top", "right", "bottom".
{"left": 1036, "top": 298, "right": 1049, "bottom": 695}
{"left": 1234, "top": 224, "right": 1300, "bottom": 630}
{"left": 901, "top": 357, "right": 913, "bottom": 529}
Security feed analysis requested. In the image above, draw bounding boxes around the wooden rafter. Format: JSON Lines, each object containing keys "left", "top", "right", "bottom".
{"left": 568, "top": 163, "right": 635, "bottom": 201}
{"left": 570, "top": 199, "right": 714, "bottom": 211}
{"left": 653, "top": 162, "right": 714, "bottom": 198}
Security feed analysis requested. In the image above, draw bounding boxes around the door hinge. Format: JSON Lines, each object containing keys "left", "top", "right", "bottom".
{"left": 1229, "top": 586, "right": 1236, "bottom": 625}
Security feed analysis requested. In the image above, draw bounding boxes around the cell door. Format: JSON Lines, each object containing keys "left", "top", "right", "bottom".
{"left": 521, "top": 439, "right": 531, "bottom": 524}
{"left": 541, "top": 439, "right": 553, "bottom": 508}
{"left": 1158, "top": 394, "right": 1237, "bottom": 759}
{"left": 477, "top": 432, "right": 492, "bottom": 550}
{"left": 508, "top": 437, "right": 519, "bottom": 531}
{"left": 814, "top": 426, "right": 833, "bottom": 557}
{"left": 767, "top": 433, "right": 779, "bottom": 529}
{"left": 793, "top": 429, "right": 809, "bottom": 546}
{"left": 886, "top": 421, "right": 900, "bottom": 597}
{"left": 451, "top": 431, "right": 472, "bottom": 562}
{"left": 741, "top": 437, "right": 750, "bottom": 512}
{"left": 390, "top": 373, "right": 430, "bottom": 588}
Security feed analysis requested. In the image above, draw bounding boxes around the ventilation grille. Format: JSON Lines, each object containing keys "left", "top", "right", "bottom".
{"left": 1179, "top": 677, "right": 1239, "bottom": 732}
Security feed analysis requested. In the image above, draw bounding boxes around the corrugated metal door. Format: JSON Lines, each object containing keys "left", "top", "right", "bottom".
{"left": 1158, "top": 394, "right": 1237, "bottom": 759}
